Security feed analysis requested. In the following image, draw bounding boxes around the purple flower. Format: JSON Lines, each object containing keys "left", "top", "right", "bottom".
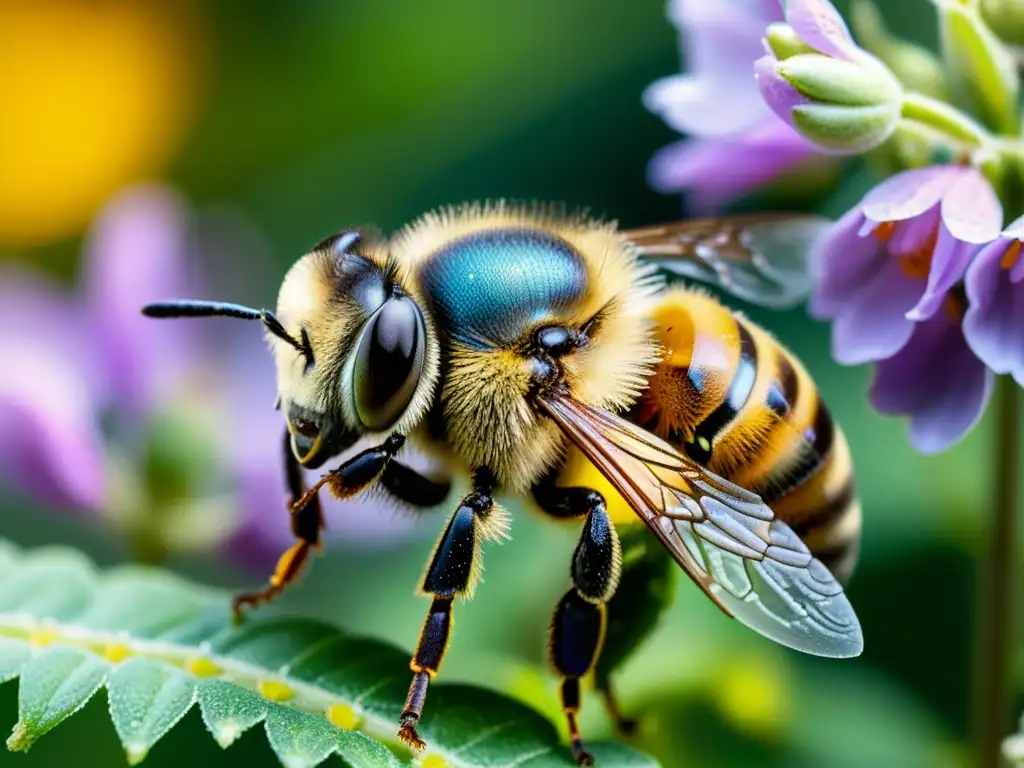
{"left": 755, "top": 0, "right": 903, "bottom": 154}
{"left": 964, "top": 215, "right": 1024, "bottom": 387}
{"left": 811, "top": 165, "right": 1002, "bottom": 364}
{"left": 644, "top": 0, "right": 817, "bottom": 212}
{"left": 0, "top": 185, "right": 432, "bottom": 567}
{"left": 870, "top": 310, "right": 994, "bottom": 455}
{"left": 810, "top": 164, "right": 1004, "bottom": 453}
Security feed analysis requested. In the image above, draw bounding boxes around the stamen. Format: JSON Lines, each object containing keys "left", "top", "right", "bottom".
{"left": 1000, "top": 240, "right": 1022, "bottom": 271}
{"left": 943, "top": 293, "right": 966, "bottom": 320}
{"left": 897, "top": 226, "right": 940, "bottom": 280}
{"left": 871, "top": 221, "right": 898, "bottom": 242}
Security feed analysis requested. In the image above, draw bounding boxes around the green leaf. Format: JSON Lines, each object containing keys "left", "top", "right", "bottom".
{"left": 9, "top": 646, "right": 108, "bottom": 750}
{"left": 108, "top": 658, "right": 197, "bottom": 764}
{"left": 0, "top": 542, "right": 660, "bottom": 767}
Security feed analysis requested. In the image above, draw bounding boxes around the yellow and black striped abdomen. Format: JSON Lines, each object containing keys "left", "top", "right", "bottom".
{"left": 633, "top": 288, "right": 861, "bottom": 584}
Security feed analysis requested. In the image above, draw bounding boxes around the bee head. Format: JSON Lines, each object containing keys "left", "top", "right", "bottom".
{"left": 272, "top": 231, "right": 435, "bottom": 468}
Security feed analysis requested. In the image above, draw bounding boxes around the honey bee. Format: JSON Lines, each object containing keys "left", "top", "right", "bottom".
{"left": 142, "top": 203, "right": 863, "bottom": 765}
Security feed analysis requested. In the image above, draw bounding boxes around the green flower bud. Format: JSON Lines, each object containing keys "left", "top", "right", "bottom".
{"left": 939, "top": 0, "right": 1020, "bottom": 132}
{"left": 757, "top": 0, "right": 904, "bottom": 154}
{"left": 981, "top": 0, "right": 1024, "bottom": 46}
{"left": 791, "top": 103, "right": 900, "bottom": 153}
{"left": 850, "top": 0, "right": 950, "bottom": 100}
{"left": 778, "top": 54, "right": 902, "bottom": 107}
{"left": 765, "top": 22, "right": 817, "bottom": 61}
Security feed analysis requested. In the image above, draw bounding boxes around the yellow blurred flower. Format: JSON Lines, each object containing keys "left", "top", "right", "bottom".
{"left": 711, "top": 651, "right": 790, "bottom": 741}
{"left": 0, "top": 0, "right": 204, "bottom": 246}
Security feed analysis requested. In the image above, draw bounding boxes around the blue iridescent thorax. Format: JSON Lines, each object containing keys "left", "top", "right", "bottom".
{"left": 419, "top": 227, "right": 589, "bottom": 347}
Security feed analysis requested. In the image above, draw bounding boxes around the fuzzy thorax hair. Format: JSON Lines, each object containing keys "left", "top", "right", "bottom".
{"left": 394, "top": 202, "right": 664, "bottom": 491}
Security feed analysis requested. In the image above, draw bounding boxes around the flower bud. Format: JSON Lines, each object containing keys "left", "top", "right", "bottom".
{"left": 939, "top": 0, "right": 1020, "bottom": 133}
{"left": 981, "top": 0, "right": 1024, "bottom": 46}
{"left": 850, "top": 0, "right": 949, "bottom": 100}
{"left": 756, "top": 0, "right": 903, "bottom": 154}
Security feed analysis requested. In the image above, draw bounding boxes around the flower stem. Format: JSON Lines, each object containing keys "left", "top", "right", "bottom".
{"left": 974, "top": 375, "right": 1021, "bottom": 768}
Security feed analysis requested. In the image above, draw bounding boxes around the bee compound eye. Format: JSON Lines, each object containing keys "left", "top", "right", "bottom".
{"left": 352, "top": 297, "right": 425, "bottom": 431}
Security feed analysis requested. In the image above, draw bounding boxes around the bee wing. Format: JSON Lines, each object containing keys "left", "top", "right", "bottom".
{"left": 621, "top": 213, "right": 831, "bottom": 310}
{"left": 538, "top": 393, "right": 863, "bottom": 659}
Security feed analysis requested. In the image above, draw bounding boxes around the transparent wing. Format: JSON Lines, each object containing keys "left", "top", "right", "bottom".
{"left": 621, "top": 213, "right": 832, "bottom": 310}
{"left": 538, "top": 393, "right": 863, "bottom": 659}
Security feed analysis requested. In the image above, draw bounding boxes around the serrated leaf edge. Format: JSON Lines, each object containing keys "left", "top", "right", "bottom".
{"left": 0, "top": 611, "right": 410, "bottom": 766}
{"left": 0, "top": 543, "right": 658, "bottom": 768}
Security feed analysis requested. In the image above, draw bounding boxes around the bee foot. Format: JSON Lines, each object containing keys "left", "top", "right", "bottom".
{"left": 397, "top": 715, "right": 425, "bottom": 751}
{"left": 230, "top": 592, "right": 266, "bottom": 624}
{"left": 571, "top": 739, "right": 594, "bottom": 766}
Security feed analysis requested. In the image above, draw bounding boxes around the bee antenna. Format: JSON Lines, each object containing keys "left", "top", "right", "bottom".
{"left": 141, "top": 300, "right": 315, "bottom": 365}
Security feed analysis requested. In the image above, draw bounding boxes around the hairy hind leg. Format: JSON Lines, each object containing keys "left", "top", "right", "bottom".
{"left": 534, "top": 479, "right": 621, "bottom": 765}
{"left": 397, "top": 468, "right": 505, "bottom": 751}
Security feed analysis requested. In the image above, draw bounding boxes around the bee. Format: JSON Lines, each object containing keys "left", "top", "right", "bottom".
{"left": 142, "top": 203, "right": 863, "bottom": 765}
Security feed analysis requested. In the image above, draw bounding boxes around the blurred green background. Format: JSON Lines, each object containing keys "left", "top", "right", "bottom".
{"left": 0, "top": 1, "right": 1019, "bottom": 766}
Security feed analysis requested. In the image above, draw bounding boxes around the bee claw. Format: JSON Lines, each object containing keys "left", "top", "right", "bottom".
{"left": 397, "top": 720, "right": 425, "bottom": 752}
{"left": 572, "top": 741, "right": 595, "bottom": 766}
{"left": 230, "top": 592, "right": 266, "bottom": 624}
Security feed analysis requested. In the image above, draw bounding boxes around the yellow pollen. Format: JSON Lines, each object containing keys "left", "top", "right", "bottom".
{"left": 895, "top": 224, "right": 940, "bottom": 281}
{"left": 187, "top": 657, "right": 223, "bottom": 678}
{"left": 899, "top": 247, "right": 934, "bottom": 280}
{"left": 28, "top": 627, "right": 59, "bottom": 647}
{"left": 1001, "top": 240, "right": 1022, "bottom": 271}
{"left": 103, "top": 643, "right": 132, "bottom": 664}
{"left": 871, "top": 221, "right": 898, "bottom": 242}
{"left": 420, "top": 755, "right": 448, "bottom": 768}
{"left": 326, "top": 704, "right": 361, "bottom": 731}
{"left": 258, "top": 680, "right": 295, "bottom": 702}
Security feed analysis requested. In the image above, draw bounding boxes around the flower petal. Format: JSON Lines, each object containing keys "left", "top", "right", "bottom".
{"left": 0, "top": 266, "right": 100, "bottom": 393}
{"left": 647, "top": 120, "right": 813, "bottom": 211}
{"left": 783, "top": 0, "right": 859, "bottom": 61}
{"left": 870, "top": 314, "right": 994, "bottom": 454}
{"left": 887, "top": 206, "right": 941, "bottom": 257}
{"left": 669, "top": 0, "right": 781, "bottom": 78}
{"left": 964, "top": 238, "right": 1024, "bottom": 381}
{"left": 1003, "top": 212, "right": 1024, "bottom": 240}
{"left": 648, "top": 0, "right": 778, "bottom": 137}
{"left": 859, "top": 165, "right": 958, "bottom": 224}
{"left": 0, "top": 340, "right": 106, "bottom": 511}
{"left": 644, "top": 73, "right": 772, "bottom": 137}
{"left": 82, "top": 185, "right": 202, "bottom": 414}
{"left": 755, "top": 55, "right": 809, "bottom": 129}
{"left": 939, "top": 166, "right": 1003, "bottom": 244}
{"left": 809, "top": 207, "right": 886, "bottom": 318}
{"left": 907, "top": 230, "right": 982, "bottom": 321}
{"left": 830, "top": 259, "right": 920, "bottom": 364}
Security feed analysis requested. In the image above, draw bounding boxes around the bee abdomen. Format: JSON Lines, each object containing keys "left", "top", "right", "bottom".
{"left": 637, "top": 288, "right": 862, "bottom": 583}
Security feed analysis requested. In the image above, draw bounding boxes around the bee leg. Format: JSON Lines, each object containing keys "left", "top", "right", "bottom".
{"left": 231, "top": 432, "right": 406, "bottom": 621}
{"left": 551, "top": 591, "right": 605, "bottom": 767}
{"left": 593, "top": 527, "right": 676, "bottom": 737}
{"left": 379, "top": 460, "right": 452, "bottom": 509}
{"left": 398, "top": 469, "right": 497, "bottom": 752}
{"left": 535, "top": 480, "right": 620, "bottom": 766}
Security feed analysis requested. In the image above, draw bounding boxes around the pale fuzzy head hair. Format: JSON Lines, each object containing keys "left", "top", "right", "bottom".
{"left": 270, "top": 235, "right": 441, "bottom": 440}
